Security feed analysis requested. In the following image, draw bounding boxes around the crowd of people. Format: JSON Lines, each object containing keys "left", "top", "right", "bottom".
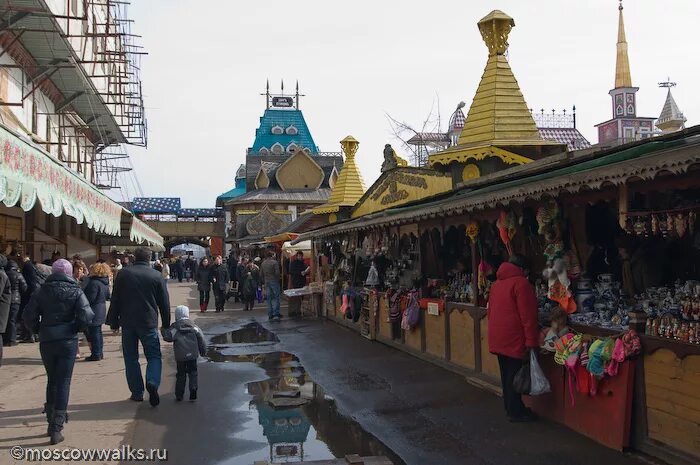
{"left": 2, "top": 246, "right": 311, "bottom": 446}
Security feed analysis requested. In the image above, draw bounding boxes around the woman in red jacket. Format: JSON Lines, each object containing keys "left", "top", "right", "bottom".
{"left": 487, "top": 254, "right": 539, "bottom": 422}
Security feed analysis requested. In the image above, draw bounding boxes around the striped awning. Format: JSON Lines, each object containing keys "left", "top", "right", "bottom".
{"left": 129, "top": 216, "right": 165, "bottom": 251}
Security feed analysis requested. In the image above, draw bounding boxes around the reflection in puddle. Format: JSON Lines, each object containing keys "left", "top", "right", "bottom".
{"left": 210, "top": 322, "right": 279, "bottom": 345}
{"left": 208, "top": 347, "right": 404, "bottom": 464}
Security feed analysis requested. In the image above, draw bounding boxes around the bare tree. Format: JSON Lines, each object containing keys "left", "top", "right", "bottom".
{"left": 385, "top": 93, "right": 443, "bottom": 167}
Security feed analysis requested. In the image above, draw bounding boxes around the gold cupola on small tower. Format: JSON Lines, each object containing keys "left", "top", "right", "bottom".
{"left": 429, "top": 10, "right": 564, "bottom": 183}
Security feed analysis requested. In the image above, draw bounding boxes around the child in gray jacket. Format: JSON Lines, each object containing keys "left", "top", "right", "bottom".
{"left": 162, "top": 306, "right": 206, "bottom": 401}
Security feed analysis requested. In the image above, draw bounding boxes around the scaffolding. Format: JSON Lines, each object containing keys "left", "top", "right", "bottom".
{"left": 0, "top": 0, "right": 147, "bottom": 196}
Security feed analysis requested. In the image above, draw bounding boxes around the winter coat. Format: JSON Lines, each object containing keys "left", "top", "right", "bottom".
{"left": 83, "top": 276, "right": 111, "bottom": 326}
{"left": 162, "top": 318, "right": 206, "bottom": 362}
{"left": 240, "top": 268, "right": 259, "bottom": 301}
{"left": 6, "top": 259, "right": 27, "bottom": 305}
{"left": 260, "top": 258, "right": 280, "bottom": 285}
{"left": 23, "top": 273, "right": 94, "bottom": 342}
{"left": 486, "top": 262, "right": 539, "bottom": 359}
{"left": 162, "top": 263, "right": 170, "bottom": 280}
{"left": 196, "top": 265, "right": 211, "bottom": 292}
{"left": 0, "top": 255, "right": 11, "bottom": 332}
{"left": 22, "top": 260, "right": 44, "bottom": 304}
{"left": 106, "top": 261, "right": 171, "bottom": 330}
{"left": 227, "top": 259, "right": 238, "bottom": 282}
{"left": 288, "top": 258, "right": 307, "bottom": 289}
{"left": 209, "top": 264, "right": 230, "bottom": 291}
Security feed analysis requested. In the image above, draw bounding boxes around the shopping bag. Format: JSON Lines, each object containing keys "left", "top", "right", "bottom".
{"left": 529, "top": 349, "right": 552, "bottom": 396}
{"left": 513, "top": 356, "right": 531, "bottom": 395}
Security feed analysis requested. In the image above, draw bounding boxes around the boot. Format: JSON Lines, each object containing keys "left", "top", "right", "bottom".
{"left": 200, "top": 303, "right": 205, "bottom": 313}
{"left": 50, "top": 410, "right": 67, "bottom": 445}
{"left": 44, "top": 403, "right": 54, "bottom": 437}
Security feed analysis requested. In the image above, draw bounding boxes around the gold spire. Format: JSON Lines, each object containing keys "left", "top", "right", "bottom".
{"left": 313, "top": 136, "right": 366, "bottom": 215}
{"left": 456, "top": 10, "right": 542, "bottom": 146}
{"left": 615, "top": 1, "right": 633, "bottom": 88}
{"left": 429, "top": 10, "right": 563, "bottom": 170}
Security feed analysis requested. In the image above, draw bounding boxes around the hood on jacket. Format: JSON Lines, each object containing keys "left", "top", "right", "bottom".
{"left": 5, "top": 259, "right": 19, "bottom": 272}
{"left": 0, "top": 254, "right": 8, "bottom": 269}
{"left": 496, "top": 262, "right": 527, "bottom": 281}
{"left": 175, "top": 305, "right": 190, "bottom": 321}
{"left": 90, "top": 276, "right": 110, "bottom": 285}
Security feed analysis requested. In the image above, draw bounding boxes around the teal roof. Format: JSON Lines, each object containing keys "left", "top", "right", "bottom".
{"left": 251, "top": 109, "right": 318, "bottom": 154}
{"left": 217, "top": 177, "right": 246, "bottom": 201}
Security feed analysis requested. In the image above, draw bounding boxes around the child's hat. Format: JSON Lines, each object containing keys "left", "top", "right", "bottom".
{"left": 175, "top": 305, "right": 190, "bottom": 321}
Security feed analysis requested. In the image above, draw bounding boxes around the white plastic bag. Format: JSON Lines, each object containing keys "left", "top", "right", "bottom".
{"left": 529, "top": 349, "right": 552, "bottom": 396}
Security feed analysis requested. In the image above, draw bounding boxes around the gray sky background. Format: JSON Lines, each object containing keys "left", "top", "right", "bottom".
{"left": 126, "top": 0, "right": 699, "bottom": 208}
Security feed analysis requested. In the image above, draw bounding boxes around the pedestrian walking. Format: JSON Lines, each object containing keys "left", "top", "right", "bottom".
{"left": 19, "top": 256, "right": 43, "bottom": 343}
{"left": 0, "top": 255, "right": 11, "bottom": 364}
{"left": 287, "top": 251, "right": 308, "bottom": 318}
{"left": 83, "top": 263, "right": 111, "bottom": 361}
{"left": 23, "top": 259, "right": 94, "bottom": 444}
{"left": 209, "top": 256, "right": 229, "bottom": 313}
{"left": 161, "top": 305, "right": 206, "bottom": 401}
{"left": 161, "top": 260, "right": 170, "bottom": 282}
{"left": 2, "top": 256, "right": 27, "bottom": 347}
{"left": 153, "top": 260, "right": 163, "bottom": 274}
{"left": 240, "top": 261, "right": 259, "bottom": 311}
{"left": 487, "top": 254, "right": 539, "bottom": 423}
{"left": 173, "top": 257, "right": 184, "bottom": 283}
{"left": 260, "top": 251, "right": 282, "bottom": 321}
{"left": 106, "top": 247, "right": 171, "bottom": 407}
{"left": 196, "top": 257, "right": 211, "bottom": 312}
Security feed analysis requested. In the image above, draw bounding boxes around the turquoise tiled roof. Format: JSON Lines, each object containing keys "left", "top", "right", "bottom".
{"left": 250, "top": 109, "right": 318, "bottom": 154}
{"left": 217, "top": 177, "right": 246, "bottom": 201}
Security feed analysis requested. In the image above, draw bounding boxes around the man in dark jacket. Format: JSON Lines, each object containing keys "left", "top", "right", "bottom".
{"left": 2, "top": 257, "right": 27, "bottom": 346}
{"left": 487, "top": 254, "right": 539, "bottom": 422}
{"left": 107, "top": 247, "right": 170, "bottom": 407}
{"left": 0, "top": 255, "right": 11, "bottom": 364}
{"left": 19, "top": 258, "right": 46, "bottom": 342}
{"left": 23, "top": 259, "right": 93, "bottom": 444}
{"left": 287, "top": 251, "right": 308, "bottom": 318}
{"left": 209, "top": 255, "right": 230, "bottom": 312}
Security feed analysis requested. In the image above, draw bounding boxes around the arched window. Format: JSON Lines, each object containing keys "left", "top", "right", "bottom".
{"left": 271, "top": 125, "right": 283, "bottom": 135}
{"left": 258, "top": 147, "right": 270, "bottom": 156}
{"left": 285, "top": 125, "right": 298, "bottom": 135}
{"left": 271, "top": 142, "right": 284, "bottom": 155}
{"left": 287, "top": 143, "right": 298, "bottom": 153}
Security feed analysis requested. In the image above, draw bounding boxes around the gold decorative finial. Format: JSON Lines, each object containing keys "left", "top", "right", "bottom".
{"left": 340, "top": 135, "right": 359, "bottom": 159}
{"left": 477, "top": 10, "right": 515, "bottom": 56}
{"left": 615, "top": 0, "right": 632, "bottom": 88}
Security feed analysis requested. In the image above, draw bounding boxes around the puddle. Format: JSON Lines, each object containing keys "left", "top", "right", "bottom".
{"left": 210, "top": 322, "right": 279, "bottom": 345}
{"left": 208, "top": 342, "right": 404, "bottom": 464}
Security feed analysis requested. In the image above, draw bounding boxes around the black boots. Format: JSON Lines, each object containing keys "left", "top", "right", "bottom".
{"left": 50, "top": 410, "right": 67, "bottom": 445}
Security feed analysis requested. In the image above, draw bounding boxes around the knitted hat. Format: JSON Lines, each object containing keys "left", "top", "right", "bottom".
{"left": 175, "top": 305, "right": 190, "bottom": 321}
{"left": 587, "top": 339, "right": 606, "bottom": 377}
{"left": 52, "top": 258, "right": 73, "bottom": 276}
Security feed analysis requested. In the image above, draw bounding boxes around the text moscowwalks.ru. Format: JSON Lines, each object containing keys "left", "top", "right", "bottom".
{"left": 10, "top": 445, "right": 168, "bottom": 462}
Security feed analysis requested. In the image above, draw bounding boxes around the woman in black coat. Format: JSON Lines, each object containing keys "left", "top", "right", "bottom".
{"left": 83, "top": 263, "right": 111, "bottom": 361}
{"left": 196, "top": 257, "right": 211, "bottom": 312}
{"left": 23, "top": 259, "right": 93, "bottom": 445}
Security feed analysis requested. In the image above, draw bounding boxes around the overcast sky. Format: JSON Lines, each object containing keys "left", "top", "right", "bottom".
{"left": 126, "top": 0, "right": 699, "bottom": 208}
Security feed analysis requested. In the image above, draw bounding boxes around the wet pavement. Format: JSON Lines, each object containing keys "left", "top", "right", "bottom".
{"left": 126, "top": 297, "right": 647, "bottom": 465}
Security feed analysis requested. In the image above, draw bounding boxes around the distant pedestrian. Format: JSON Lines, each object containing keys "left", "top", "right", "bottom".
{"left": 153, "top": 260, "right": 163, "bottom": 274}
{"left": 23, "top": 259, "right": 94, "bottom": 444}
{"left": 19, "top": 256, "right": 43, "bottom": 343}
{"left": 196, "top": 257, "right": 211, "bottom": 312}
{"left": 83, "top": 263, "right": 111, "bottom": 361}
{"left": 173, "top": 257, "right": 184, "bottom": 283}
{"left": 209, "top": 256, "right": 229, "bottom": 313}
{"left": 240, "top": 261, "right": 259, "bottom": 311}
{"left": 260, "top": 251, "right": 282, "bottom": 321}
{"left": 2, "top": 256, "right": 27, "bottom": 347}
{"left": 161, "top": 260, "right": 170, "bottom": 282}
{"left": 161, "top": 305, "right": 206, "bottom": 401}
{"left": 288, "top": 251, "right": 308, "bottom": 318}
{"left": 0, "top": 255, "right": 12, "bottom": 362}
{"left": 107, "top": 247, "right": 171, "bottom": 407}
{"left": 487, "top": 254, "right": 539, "bottom": 423}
